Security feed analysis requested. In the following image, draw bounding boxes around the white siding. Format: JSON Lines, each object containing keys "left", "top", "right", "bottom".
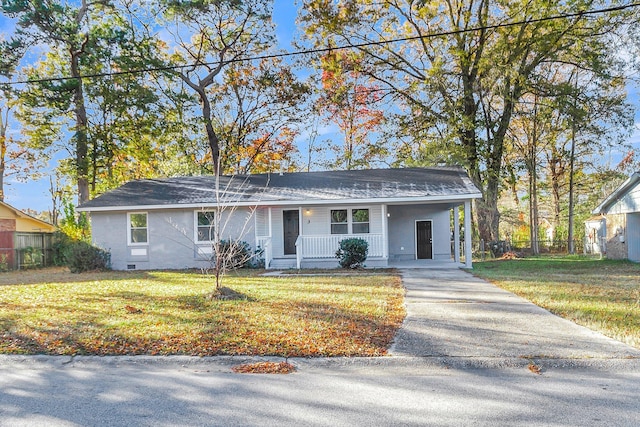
{"left": 370, "top": 206, "right": 382, "bottom": 234}
{"left": 607, "top": 183, "right": 640, "bottom": 214}
{"left": 301, "top": 207, "right": 330, "bottom": 235}
{"left": 255, "top": 208, "right": 269, "bottom": 236}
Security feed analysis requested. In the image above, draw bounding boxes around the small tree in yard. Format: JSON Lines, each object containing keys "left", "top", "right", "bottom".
{"left": 335, "top": 238, "right": 368, "bottom": 269}
{"left": 207, "top": 237, "right": 256, "bottom": 299}
{"left": 165, "top": 173, "right": 265, "bottom": 299}
{"left": 199, "top": 172, "right": 268, "bottom": 298}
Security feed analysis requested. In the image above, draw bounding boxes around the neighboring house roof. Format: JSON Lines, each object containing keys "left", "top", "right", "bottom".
{"left": 0, "top": 201, "right": 57, "bottom": 233}
{"left": 78, "top": 167, "right": 482, "bottom": 212}
{"left": 592, "top": 171, "right": 640, "bottom": 215}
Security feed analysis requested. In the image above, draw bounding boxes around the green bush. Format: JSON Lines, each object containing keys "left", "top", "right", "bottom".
{"left": 62, "top": 240, "right": 111, "bottom": 273}
{"left": 335, "top": 238, "right": 368, "bottom": 269}
{"left": 251, "top": 246, "right": 265, "bottom": 269}
{"left": 52, "top": 232, "right": 72, "bottom": 266}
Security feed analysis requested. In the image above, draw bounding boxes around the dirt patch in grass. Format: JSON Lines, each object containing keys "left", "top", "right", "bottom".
{"left": 0, "top": 268, "right": 405, "bottom": 357}
{"left": 209, "top": 286, "right": 252, "bottom": 301}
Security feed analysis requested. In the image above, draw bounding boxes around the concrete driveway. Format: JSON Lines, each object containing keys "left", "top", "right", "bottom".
{"left": 391, "top": 268, "right": 640, "bottom": 368}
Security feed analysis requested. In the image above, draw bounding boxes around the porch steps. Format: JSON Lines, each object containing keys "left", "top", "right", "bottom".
{"left": 268, "top": 258, "right": 297, "bottom": 270}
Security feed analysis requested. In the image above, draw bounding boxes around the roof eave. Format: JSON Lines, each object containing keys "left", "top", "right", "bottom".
{"left": 591, "top": 172, "right": 640, "bottom": 214}
{"left": 0, "top": 201, "right": 56, "bottom": 229}
{"left": 77, "top": 192, "right": 483, "bottom": 213}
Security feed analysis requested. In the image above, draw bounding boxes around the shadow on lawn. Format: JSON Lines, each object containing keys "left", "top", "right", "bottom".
{"left": 0, "top": 267, "right": 151, "bottom": 287}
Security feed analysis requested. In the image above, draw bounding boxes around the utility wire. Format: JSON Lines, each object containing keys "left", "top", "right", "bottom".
{"left": 3, "top": 2, "right": 640, "bottom": 86}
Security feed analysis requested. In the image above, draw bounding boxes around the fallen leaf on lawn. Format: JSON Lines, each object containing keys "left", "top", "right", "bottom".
{"left": 232, "top": 361, "right": 296, "bottom": 374}
{"left": 124, "top": 305, "right": 143, "bottom": 314}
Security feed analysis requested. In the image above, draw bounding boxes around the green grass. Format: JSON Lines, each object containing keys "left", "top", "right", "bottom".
{"left": 0, "top": 268, "right": 405, "bottom": 356}
{"left": 473, "top": 256, "right": 640, "bottom": 348}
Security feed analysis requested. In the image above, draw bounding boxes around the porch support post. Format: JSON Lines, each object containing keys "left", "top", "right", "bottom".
{"left": 253, "top": 207, "right": 259, "bottom": 247}
{"left": 381, "top": 204, "right": 388, "bottom": 260}
{"left": 453, "top": 205, "right": 461, "bottom": 263}
{"left": 464, "top": 200, "right": 473, "bottom": 269}
{"left": 297, "top": 207, "right": 303, "bottom": 269}
{"left": 267, "top": 207, "right": 273, "bottom": 269}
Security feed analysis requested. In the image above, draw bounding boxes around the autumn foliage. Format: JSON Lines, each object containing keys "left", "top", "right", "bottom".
{"left": 317, "top": 51, "right": 385, "bottom": 170}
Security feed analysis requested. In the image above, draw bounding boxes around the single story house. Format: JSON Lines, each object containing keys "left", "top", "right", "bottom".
{"left": 0, "top": 201, "right": 57, "bottom": 269}
{"left": 588, "top": 171, "right": 640, "bottom": 262}
{"left": 77, "top": 167, "right": 482, "bottom": 270}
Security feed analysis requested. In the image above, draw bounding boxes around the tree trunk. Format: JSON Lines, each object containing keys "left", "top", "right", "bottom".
{"left": 548, "top": 152, "right": 562, "bottom": 234}
{"left": 567, "top": 71, "right": 578, "bottom": 254}
{"left": 568, "top": 118, "right": 576, "bottom": 254}
{"left": 529, "top": 98, "right": 539, "bottom": 255}
{"left": 476, "top": 84, "right": 520, "bottom": 243}
{"left": 70, "top": 40, "right": 90, "bottom": 204}
{"left": 0, "top": 108, "right": 6, "bottom": 202}
{"left": 194, "top": 85, "right": 220, "bottom": 176}
{"left": 70, "top": 4, "right": 90, "bottom": 205}
{"left": 530, "top": 162, "right": 540, "bottom": 255}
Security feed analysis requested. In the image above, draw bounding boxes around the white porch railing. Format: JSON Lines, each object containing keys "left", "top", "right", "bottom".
{"left": 256, "top": 236, "right": 272, "bottom": 268}
{"left": 300, "top": 234, "right": 384, "bottom": 259}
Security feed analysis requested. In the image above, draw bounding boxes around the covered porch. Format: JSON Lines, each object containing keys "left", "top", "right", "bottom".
{"left": 254, "top": 201, "right": 473, "bottom": 270}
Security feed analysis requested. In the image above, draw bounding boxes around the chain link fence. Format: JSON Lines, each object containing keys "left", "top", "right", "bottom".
{"left": 472, "top": 238, "right": 586, "bottom": 260}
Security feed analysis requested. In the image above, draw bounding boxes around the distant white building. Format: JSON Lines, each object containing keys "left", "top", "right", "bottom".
{"left": 589, "top": 172, "right": 640, "bottom": 262}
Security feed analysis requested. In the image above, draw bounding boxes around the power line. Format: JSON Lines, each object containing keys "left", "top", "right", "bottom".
{"left": 3, "top": 2, "right": 640, "bottom": 86}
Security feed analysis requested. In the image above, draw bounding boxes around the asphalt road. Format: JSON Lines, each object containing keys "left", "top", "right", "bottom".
{"left": 0, "top": 356, "right": 639, "bottom": 426}
{"left": 1, "top": 268, "right": 639, "bottom": 426}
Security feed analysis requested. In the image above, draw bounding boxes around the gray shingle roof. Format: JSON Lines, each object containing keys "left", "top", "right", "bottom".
{"left": 78, "top": 167, "right": 481, "bottom": 211}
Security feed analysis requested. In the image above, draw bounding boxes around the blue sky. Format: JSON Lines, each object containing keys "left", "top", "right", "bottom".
{"left": 2, "top": 2, "right": 640, "bottom": 213}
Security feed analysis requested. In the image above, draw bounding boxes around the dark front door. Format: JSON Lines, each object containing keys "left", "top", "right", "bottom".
{"left": 416, "top": 220, "right": 433, "bottom": 260}
{"left": 283, "top": 210, "right": 300, "bottom": 255}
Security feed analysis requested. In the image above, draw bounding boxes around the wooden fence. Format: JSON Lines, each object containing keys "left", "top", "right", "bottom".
{"left": 0, "top": 232, "right": 55, "bottom": 270}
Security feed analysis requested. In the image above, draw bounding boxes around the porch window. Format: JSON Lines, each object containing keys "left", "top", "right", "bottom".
{"left": 331, "top": 209, "right": 348, "bottom": 234}
{"left": 196, "top": 211, "right": 216, "bottom": 242}
{"left": 128, "top": 213, "right": 148, "bottom": 245}
{"left": 352, "top": 209, "right": 370, "bottom": 234}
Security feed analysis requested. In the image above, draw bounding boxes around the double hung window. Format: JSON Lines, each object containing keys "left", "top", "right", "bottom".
{"left": 330, "top": 209, "right": 348, "bottom": 234}
{"left": 128, "top": 213, "right": 148, "bottom": 245}
{"left": 196, "top": 211, "right": 216, "bottom": 242}
{"left": 351, "top": 209, "right": 370, "bottom": 234}
{"left": 330, "top": 208, "right": 370, "bottom": 234}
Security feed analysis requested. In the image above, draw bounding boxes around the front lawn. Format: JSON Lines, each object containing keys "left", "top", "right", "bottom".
{"left": 0, "top": 268, "right": 405, "bottom": 356}
{"left": 473, "top": 257, "right": 640, "bottom": 348}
